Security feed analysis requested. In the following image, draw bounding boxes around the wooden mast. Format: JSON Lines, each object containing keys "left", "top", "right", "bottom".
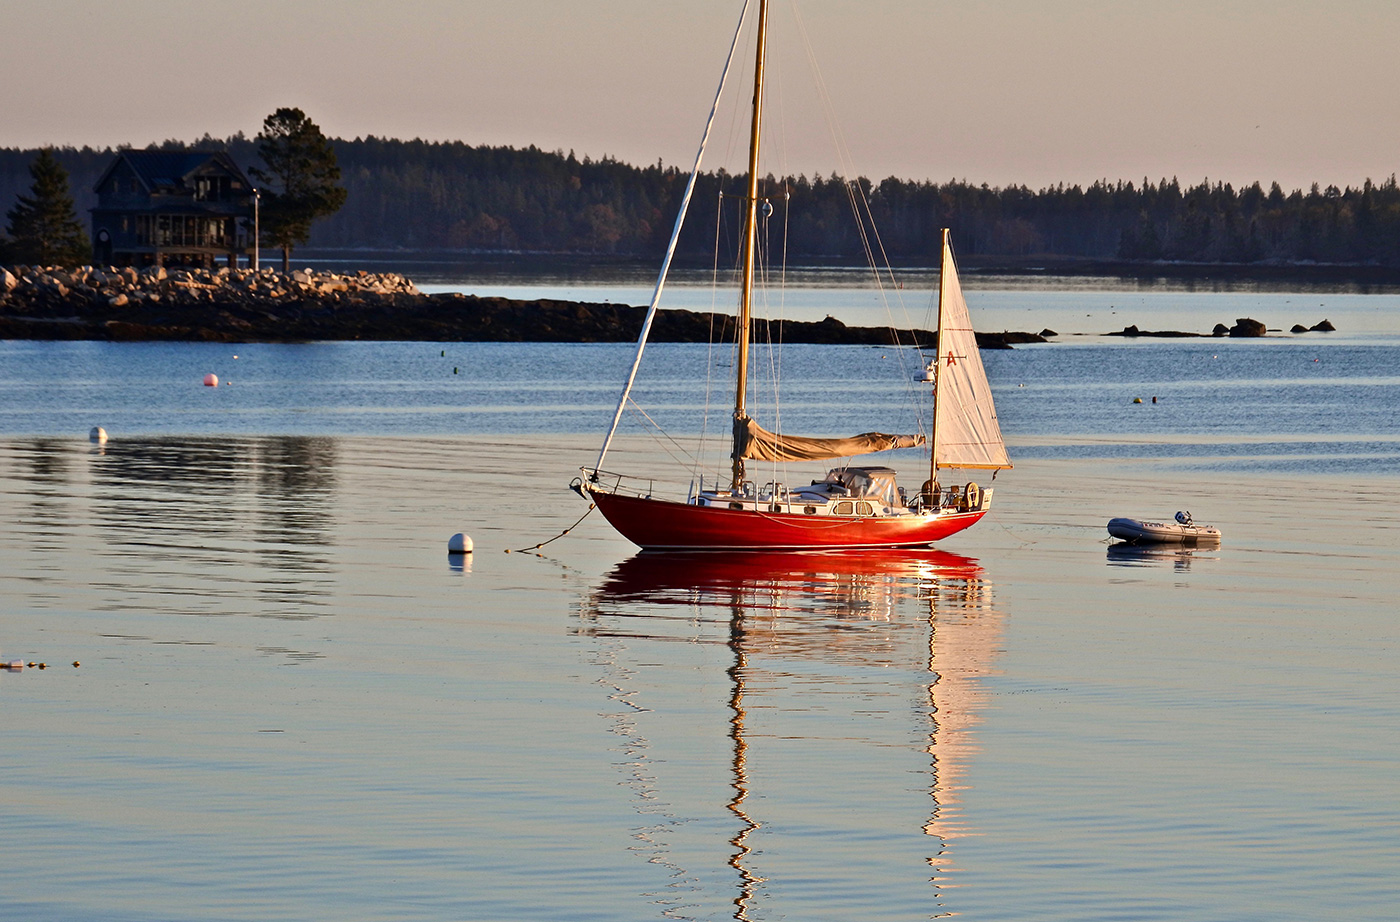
{"left": 929, "top": 227, "right": 949, "bottom": 496}
{"left": 731, "top": 0, "right": 769, "bottom": 493}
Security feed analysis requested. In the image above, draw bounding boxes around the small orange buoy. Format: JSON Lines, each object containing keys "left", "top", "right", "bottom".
{"left": 203, "top": 373, "right": 219, "bottom": 387}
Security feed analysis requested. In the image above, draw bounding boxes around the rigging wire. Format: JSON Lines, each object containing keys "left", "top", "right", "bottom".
{"left": 592, "top": 0, "right": 754, "bottom": 475}
{"left": 624, "top": 398, "right": 703, "bottom": 471}
{"left": 787, "top": 0, "right": 933, "bottom": 438}
{"left": 694, "top": 188, "right": 730, "bottom": 489}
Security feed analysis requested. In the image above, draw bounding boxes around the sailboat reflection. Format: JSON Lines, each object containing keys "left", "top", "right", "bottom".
{"left": 580, "top": 549, "right": 1004, "bottom": 919}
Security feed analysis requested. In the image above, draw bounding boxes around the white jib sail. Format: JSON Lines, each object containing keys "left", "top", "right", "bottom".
{"left": 935, "top": 247, "right": 1012, "bottom": 470}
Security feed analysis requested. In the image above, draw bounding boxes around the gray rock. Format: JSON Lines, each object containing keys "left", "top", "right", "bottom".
{"left": 1228, "top": 317, "right": 1266, "bottom": 337}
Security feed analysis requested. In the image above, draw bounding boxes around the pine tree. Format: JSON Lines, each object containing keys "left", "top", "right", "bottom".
{"left": 249, "top": 108, "right": 348, "bottom": 271}
{"left": 4, "top": 148, "right": 90, "bottom": 266}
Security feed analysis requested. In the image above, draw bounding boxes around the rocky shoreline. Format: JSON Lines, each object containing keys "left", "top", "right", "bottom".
{"left": 2, "top": 265, "right": 1334, "bottom": 346}
{"left": 0, "top": 265, "right": 1051, "bottom": 348}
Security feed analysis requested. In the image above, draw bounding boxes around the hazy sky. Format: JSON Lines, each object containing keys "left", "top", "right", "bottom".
{"left": 4, "top": 0, "right": 1397, "bottom": 191}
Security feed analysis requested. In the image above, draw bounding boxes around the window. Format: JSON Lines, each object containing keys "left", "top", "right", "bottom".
{"left": 834, "top": 501, "right": 854, "bottom": 516}
{"left": 856, "top": 501, "right": 873, "bottom": 516}
{"left": 803, "top": 506, "right": 817, "bottom": 515}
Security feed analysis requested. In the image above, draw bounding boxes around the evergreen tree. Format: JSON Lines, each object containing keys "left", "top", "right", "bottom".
{"left": 249, "top": 108, "right": 348, "bottom": 271}
{"left": 4, "top": 148, "right": 90, "bottom": 266}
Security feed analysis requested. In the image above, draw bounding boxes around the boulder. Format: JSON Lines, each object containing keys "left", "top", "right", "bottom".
{"left": 0, "top": 268, "right": 15, "bottom": 292}
{"left": 1228, "top": 317, "right": 1266, "bottom": 337}
{"left": 1212, "top": 323, "right": 1230, "bottom": 337}
{"left": 1039, "top": 328, "right": 1057, "bottom": 337}
{"left": 1310, "top": 319, "right": 1335, "bottom": 332}
{"left": 108, "top": 293, "right": 129, "bottom": 307}
{"left": 1291, "top": 324, "right": 1309, "bottom": 333}
{"left": 291, "top": 269, "right": 312, "bottom": 285}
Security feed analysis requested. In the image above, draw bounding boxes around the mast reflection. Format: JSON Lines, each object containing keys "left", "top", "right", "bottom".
{"left": 581, "top": 549, "right": 1003, "bottom": 919}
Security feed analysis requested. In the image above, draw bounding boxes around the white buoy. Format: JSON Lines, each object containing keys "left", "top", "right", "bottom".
{"left": 203, "top": 373, "right": 219, "bottom": 387}
{"left": 448, "top": 533, "right": 474, "bottom": 554}
{"left": 89, "top": 426, "right": 107, "bottom": 443}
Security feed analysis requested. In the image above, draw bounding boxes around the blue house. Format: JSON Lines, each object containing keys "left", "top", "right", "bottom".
{"left": 90, "top": 150, "right": 255, "bottom": 268}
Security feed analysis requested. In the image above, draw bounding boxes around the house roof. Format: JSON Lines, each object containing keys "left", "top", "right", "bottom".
{"left": 93, "top": 150, "right": 251, "bottom": 194}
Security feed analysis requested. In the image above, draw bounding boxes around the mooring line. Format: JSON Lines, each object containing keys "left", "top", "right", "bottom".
{"left": 507, "top": 503, "right": 596, "bottom": 554}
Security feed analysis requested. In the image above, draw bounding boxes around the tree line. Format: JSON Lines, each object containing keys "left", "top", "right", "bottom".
{"left": 4, "top": 131, "right": 1399, "bottom": 268}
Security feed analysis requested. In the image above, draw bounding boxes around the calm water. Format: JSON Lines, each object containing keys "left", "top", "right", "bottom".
{"left": 2, "top": 283, "right": 1398, "bottom": 920}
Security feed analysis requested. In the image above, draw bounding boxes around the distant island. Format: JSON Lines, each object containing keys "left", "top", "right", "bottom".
{"left": 3, "top": 137, "right": 1399, "bottom": 277}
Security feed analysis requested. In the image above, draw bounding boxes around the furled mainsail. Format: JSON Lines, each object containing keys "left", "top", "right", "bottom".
{"left": 734, "top": 416, "right": 923, "bottom": 462}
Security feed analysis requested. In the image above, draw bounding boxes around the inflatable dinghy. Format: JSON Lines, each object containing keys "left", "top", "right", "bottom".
{"left": 1107, "top": 511, "right": 1220, "bottom": 545}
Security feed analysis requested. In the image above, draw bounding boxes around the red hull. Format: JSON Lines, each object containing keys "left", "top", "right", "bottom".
{"left": 588, "top": 489, "right": 985, "bottom": 550}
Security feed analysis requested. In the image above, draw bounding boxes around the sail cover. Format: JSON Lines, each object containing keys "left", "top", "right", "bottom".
{"left": 735, "top": 416, "right": 923, "bottom": 462}
{"left": 934, "top": 250, "right": 1012, "bottom": 470}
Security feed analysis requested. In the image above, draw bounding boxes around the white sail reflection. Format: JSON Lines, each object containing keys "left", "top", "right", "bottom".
{"left": 922, "top": 573, "right": 1003, "bottom": 845}
{"left": 579, "top": 549, "right": 1004, "bottom": 918}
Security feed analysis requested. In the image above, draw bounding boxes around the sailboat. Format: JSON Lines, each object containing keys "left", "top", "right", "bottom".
{"left": 574, "top": 0, "right": 1010, "bottom": 551}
